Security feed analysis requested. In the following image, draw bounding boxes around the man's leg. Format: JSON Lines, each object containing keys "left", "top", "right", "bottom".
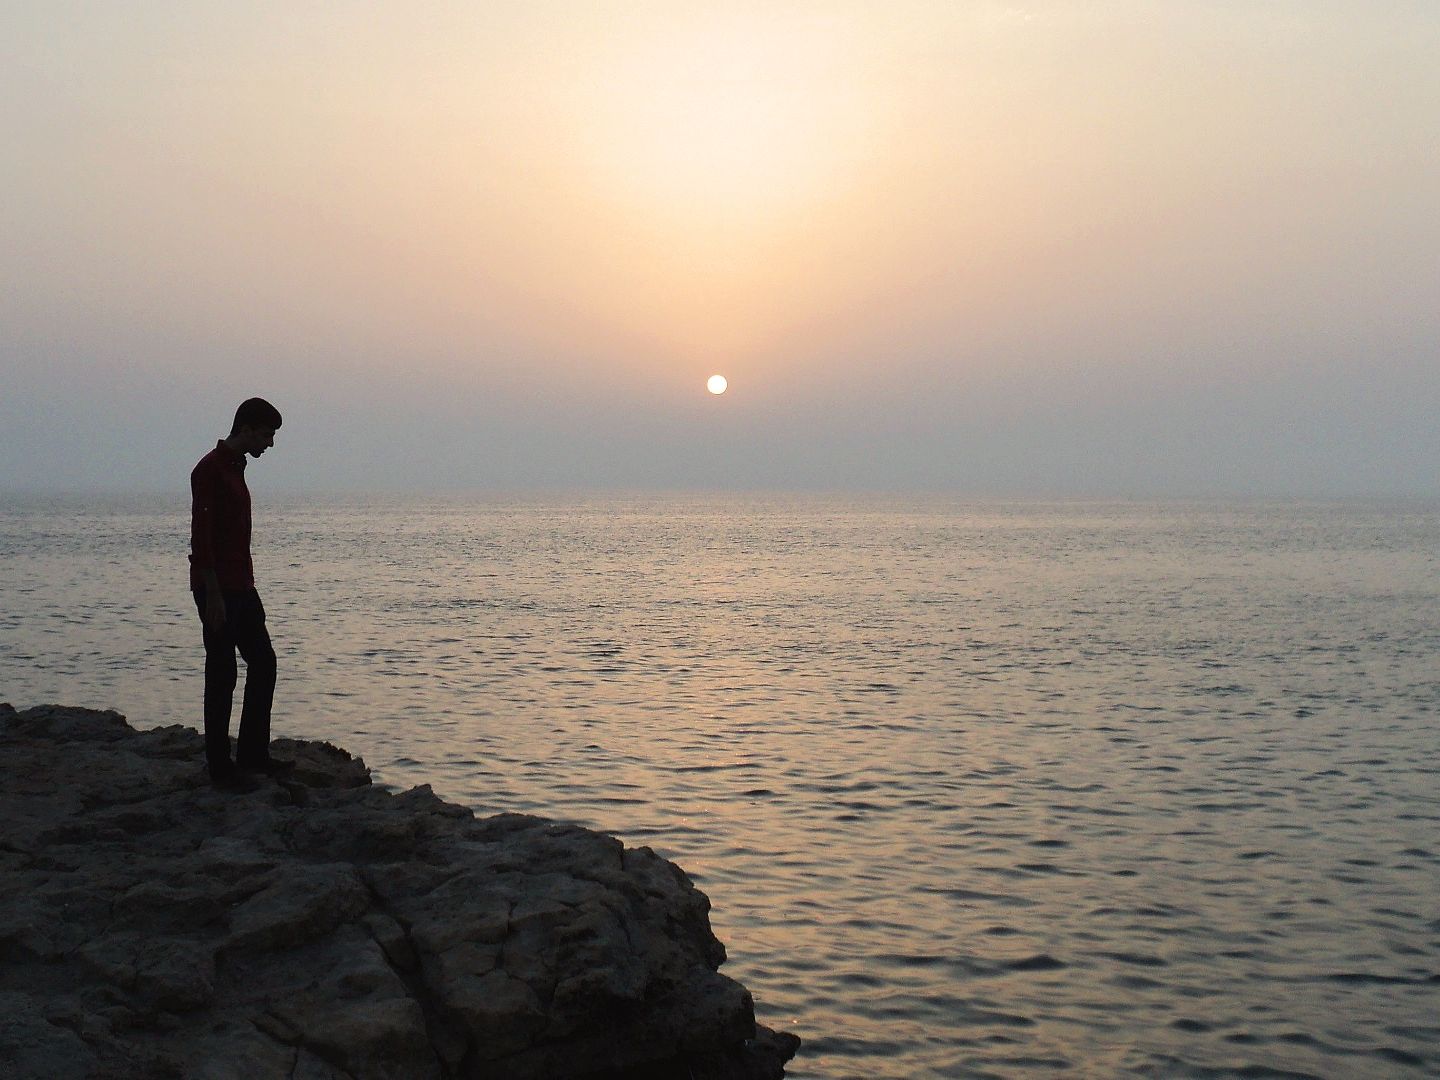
{"left": 229, "top": 589, "right": 277, "bottom": 767}
{"left": 195, "top": 591, "right": 239, "bottom": 775}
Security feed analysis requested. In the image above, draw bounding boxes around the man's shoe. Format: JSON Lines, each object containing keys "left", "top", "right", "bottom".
{"left": 237, "top": 756, "right": 295, "bottom": 778}
{"left": 210, "top": 769, "right": 262, "bottom": 794}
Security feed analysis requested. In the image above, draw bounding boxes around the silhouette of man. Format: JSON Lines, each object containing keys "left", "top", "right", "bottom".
{"left": 190, "top": 397, "right": 291, "bottom": 790}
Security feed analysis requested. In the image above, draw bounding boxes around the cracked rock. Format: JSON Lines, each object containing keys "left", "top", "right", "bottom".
{"left": 0, "top": 705, "right": 800, "bottom": 1079}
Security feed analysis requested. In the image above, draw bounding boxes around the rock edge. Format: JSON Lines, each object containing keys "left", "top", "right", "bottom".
{"left": 0, "top": 704, "right": 800, "bottom": 1080}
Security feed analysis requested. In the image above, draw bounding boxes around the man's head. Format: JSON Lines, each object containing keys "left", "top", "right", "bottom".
{"left": 229, "top": 397, "right": 282, "bottom": 458}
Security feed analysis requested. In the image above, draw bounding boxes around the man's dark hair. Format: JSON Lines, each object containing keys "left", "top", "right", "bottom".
{"left": 232, "top": 397, "right": 283, "bottom": 434}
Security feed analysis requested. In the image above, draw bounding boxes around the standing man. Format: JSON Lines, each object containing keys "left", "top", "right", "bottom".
{"left": 190, "top": 397, "right": 290, "bottom": 790}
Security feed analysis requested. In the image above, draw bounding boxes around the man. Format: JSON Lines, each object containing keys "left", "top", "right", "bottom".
{"left": 190, "top": 397, "right": 291, "bottom": 790}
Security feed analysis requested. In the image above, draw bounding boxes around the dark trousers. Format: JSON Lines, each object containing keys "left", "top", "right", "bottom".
{"left": 194, "top": 588, "right": 276, "bottom": 772}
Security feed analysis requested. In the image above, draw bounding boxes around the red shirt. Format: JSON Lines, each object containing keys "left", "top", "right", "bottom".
{"left": 190, "top": 440, "right": 254, "bottom": 590}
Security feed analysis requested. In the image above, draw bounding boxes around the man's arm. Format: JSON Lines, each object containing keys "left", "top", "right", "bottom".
{"left": 191, "top": 464, "right": 227, "bottom": 630}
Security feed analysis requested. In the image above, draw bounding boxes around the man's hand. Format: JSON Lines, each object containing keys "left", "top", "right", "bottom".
{"left": 204, "top": 589, "right": 227, "bottom": 632}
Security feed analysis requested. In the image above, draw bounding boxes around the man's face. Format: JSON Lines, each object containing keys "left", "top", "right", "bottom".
{"left": 235, "top": 426, "right": 277, "bottom": 457}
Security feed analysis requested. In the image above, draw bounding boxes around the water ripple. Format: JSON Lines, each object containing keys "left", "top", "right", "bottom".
{"left": 3, "top": 494, "right": 1439, "bottom": 1078}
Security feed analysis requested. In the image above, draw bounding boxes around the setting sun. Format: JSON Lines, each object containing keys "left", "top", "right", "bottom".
{"left": 5, "top": 4, "right": 1440, "bottom": 1078}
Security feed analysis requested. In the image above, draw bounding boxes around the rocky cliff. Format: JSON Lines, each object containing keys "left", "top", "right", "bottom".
{"left": 0, "top": 704, "right": 799, "bottom": 1079}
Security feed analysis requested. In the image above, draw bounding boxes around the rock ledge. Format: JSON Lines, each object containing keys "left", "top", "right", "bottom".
{"left": 0, "top": 704, "right": 799, "bottom": 1079}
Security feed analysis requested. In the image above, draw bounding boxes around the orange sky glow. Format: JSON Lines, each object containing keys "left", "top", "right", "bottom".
{"left": 2, "top": 2, "right": 1437, "bottom": 491}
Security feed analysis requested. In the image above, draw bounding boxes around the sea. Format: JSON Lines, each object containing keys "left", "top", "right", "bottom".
{"left": 2, "top": 493, "right": 1438, "bottom": 1079}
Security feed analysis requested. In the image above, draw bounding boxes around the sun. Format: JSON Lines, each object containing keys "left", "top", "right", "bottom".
{"left": 707, "top": 374, "right": 729, "bottom": 395}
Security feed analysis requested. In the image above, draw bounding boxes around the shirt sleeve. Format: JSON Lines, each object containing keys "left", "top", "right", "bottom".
{"left": 190, "top": 459, "right": 220, "bottom": 574}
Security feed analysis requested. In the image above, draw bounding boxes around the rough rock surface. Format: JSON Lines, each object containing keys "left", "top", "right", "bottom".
{"left": 0, "top": 704, "right": 799, "bottom": 1079}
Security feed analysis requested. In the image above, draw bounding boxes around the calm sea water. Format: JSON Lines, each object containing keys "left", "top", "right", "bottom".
{"left": 2, "top": 493, "right": 1438, "bottom": 1078}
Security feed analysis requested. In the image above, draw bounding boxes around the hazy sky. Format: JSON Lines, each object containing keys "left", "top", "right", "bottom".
{"left": 3, "top": 1, "right": 1437, "bottom": 494}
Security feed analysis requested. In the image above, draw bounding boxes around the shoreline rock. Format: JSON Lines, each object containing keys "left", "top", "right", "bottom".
{"left": 0, "top": 703, "right": 799, "bottom": 1079}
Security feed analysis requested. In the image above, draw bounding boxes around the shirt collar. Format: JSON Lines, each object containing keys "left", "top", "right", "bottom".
{"left": 215, "top": 439, "right": 247, "bottom": 468}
